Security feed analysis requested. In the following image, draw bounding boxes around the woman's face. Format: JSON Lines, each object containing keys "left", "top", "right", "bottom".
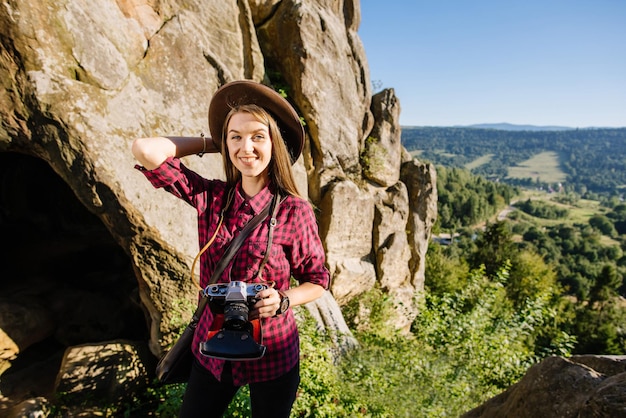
{"left": 226, "top": 111, "right": 273, "bottom": 183}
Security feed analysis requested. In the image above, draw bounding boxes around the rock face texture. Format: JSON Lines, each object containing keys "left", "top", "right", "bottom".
{"left": 462, "top": 355, "right": 626, "bottom": 418}
{"left": 0, "top": 0, "right": 437, "bottom": 411}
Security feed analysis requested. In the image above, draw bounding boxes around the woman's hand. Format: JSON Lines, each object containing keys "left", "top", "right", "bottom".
{"left": 250, "top": 288, "right": 282, "bottom": 319}
{"left": 249, "top": 282, "right": 325, "bottom": 320}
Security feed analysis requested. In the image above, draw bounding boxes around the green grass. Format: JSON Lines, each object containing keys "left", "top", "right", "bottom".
{"left": 465, "top": 154, "right": 493, "bottom": 170}
{"left": 567, "top": 199, "right": 605, "bottom": 223}
{"left": 515, "top": 191, "right": 605, "bottom": 225}
{"left": 505, "top": 192, "right": 621, "bottom": 246}
{"left": 506, "top": 151, "right": 566, "bottom": 183}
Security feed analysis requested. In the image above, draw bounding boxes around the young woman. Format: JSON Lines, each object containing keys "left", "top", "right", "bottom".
{"left": 132, "top": 80, "right": 330, "bottom": 418}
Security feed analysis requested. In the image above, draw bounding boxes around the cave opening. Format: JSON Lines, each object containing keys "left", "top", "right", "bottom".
{"left": 0, "top": 152, "right": 148, "bottom": 408}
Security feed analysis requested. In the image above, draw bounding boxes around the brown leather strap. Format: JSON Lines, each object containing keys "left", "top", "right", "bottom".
{"left": 256, "top": 192, "right": 282, "bottom": 280}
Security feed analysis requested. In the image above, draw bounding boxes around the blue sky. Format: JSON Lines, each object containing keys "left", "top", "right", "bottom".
{"left": 358, "top": 0, "right": 626, "bottom": 128}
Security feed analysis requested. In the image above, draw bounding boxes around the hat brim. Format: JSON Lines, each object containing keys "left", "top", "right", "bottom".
{"left": 208, "top": 80, "right": 304, "bottom": 164}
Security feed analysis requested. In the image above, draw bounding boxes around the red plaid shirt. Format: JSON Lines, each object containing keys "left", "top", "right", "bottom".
{"left": 136, "top": 157, "right": 329, "bottom": 385}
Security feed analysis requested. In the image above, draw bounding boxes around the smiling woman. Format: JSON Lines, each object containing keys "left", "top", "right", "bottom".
{"left": 131, "top": 80, "right": 330, "bottom": 418}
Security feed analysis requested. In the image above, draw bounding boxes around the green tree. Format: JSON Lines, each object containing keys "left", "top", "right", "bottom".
{"left": 470, "top": 221, "right": 516, "bottom": 276}
{"left": 572, "top": 298, "right": 626, "bottom": 354}
{"left": 590, "top": 264, "right": 623, "bottom": 303}
{"left": 589, "top": 214, "right": 617, "bottom": 237}
{"left": 425, "top": 242, "right": 470, "bottom": 295}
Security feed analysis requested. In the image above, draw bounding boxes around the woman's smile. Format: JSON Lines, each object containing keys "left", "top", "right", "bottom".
{"left": 239, "top": 155, "right": 258, "bottom": 164}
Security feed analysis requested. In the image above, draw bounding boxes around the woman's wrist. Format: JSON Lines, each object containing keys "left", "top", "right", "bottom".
{"left": 163, "top": 135, "right": 219, "bottom": 158}
{"left": 196, "top": 133, "right": 220, "bottom": 157}
{"left": 197, "top": 133, "right": 208, "bottom": 157}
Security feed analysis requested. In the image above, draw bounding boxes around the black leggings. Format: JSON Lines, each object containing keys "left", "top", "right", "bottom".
{"left": 179, "top": 360, "right": 300, "bottom": 418}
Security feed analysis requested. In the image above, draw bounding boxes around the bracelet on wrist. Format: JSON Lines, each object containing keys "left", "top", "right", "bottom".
{"left": 197, "top": 132, "right": 207, "bottom": 157}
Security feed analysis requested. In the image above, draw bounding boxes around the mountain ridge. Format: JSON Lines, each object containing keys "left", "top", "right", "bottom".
{"left": 464, "top": 123, "right": 574, "bottom": 131}
{"left": 401, "top": 123, "right": 624, "bottom": 131}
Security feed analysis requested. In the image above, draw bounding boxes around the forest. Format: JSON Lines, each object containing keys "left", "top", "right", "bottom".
{"left": 425, "top": 163, "right": 625, "bottom": 352}
{"left": 402, "top": 126, "right": 626, "bottom": 199}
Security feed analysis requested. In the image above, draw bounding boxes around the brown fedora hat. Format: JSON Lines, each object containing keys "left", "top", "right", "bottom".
{"left": 208, "top": 80, "right": 304, "bottom": 164}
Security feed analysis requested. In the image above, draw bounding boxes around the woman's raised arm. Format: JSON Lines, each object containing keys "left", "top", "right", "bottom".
{"left": 131, "top": 135, "right": 219, "bottom": 170}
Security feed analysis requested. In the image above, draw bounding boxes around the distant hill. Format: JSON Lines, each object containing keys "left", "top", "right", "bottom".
{"left": 465, "top": 123, "right": 575, "bottom": 131}
{"left": 401, "top": 123, "right": 622, "bottom": 132}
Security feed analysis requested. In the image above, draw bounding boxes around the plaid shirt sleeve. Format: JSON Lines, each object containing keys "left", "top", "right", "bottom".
{"left": 281, "top": 198, "right": 330, "bottom": 288}
{"left": 134, "top": 156, "right": 216, "bottom": 213}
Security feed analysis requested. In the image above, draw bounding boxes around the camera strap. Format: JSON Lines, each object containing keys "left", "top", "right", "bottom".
{"left": 255, "top": 191, "right": 281, "bottom": 280}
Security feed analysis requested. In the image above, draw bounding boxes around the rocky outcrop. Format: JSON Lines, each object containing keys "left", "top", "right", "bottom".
{"left": 0, "top": 0, "right": 436, "bottom": 350}
{"left": 0, "top": 0, "right": 437, "bottom": 411}
{"left": 463, "top": 355, "right": 626, "bottom": 418}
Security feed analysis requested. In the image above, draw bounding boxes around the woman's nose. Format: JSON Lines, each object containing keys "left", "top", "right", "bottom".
{"left": 242, "top": 137, "right": 254, "bottom": 152}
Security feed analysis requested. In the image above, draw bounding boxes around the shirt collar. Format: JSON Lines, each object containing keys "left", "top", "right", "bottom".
{"left": 234, "top": 182, "right": 274, "bottom": 214}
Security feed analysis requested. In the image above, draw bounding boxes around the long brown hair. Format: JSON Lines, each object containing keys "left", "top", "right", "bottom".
{"left": 220, "top": 104, "right": 301, "bottom": 198}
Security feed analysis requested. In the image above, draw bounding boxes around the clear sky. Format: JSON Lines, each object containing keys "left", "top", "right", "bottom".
{"left": 358, "top": 0, "right": 626, "bottom": 128}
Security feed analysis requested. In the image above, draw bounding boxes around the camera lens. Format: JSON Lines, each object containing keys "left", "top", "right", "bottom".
{"left": 223, "top": 302, "right": 249, "bottom": 329}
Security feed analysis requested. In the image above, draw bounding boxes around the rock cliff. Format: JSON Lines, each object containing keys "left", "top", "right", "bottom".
{"left": 0, "top": 0, "right": 437, "bottom": 411}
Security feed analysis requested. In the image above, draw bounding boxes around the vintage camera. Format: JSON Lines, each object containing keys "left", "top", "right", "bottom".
{"left": 199, "top": 281, "right": 269, "bottom": 360}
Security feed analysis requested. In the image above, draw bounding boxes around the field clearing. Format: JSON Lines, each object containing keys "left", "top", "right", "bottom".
{"left": 465, "top": 154, "right": 493, "bottom": 170}
{"left": 506, "top": 151, "right": 566, "bottom": 183}
{"left": 409, "top": 149, "right": 458, "bottom": 158}
{"left": 439, "top": 152, "right": 457, "bottom": 158}
{"left": 511, "top": 191, "right": 617, "bottom": 239}
{"left": 566, "top": 198, "right": 607, "bottom": 224}
{"left": 599, "top": 235, "right": 622, "bottom": 247}
{"left": 517, "top": 190, "right": 604, "bottom": 220}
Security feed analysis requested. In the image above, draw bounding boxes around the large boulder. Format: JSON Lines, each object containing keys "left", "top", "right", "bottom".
{"left": 462, "top": 355, "right": 626, "bottom": 418}
{"left": 55, "top": 341, "right": 154, "bottom": 410}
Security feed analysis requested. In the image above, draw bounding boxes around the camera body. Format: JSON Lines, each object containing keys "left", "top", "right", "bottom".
{"left": 204, "top": 281, "right": 269, "bottom": 329}
{"left": 200, "top": 281, "right": 269, "bottom": 360}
